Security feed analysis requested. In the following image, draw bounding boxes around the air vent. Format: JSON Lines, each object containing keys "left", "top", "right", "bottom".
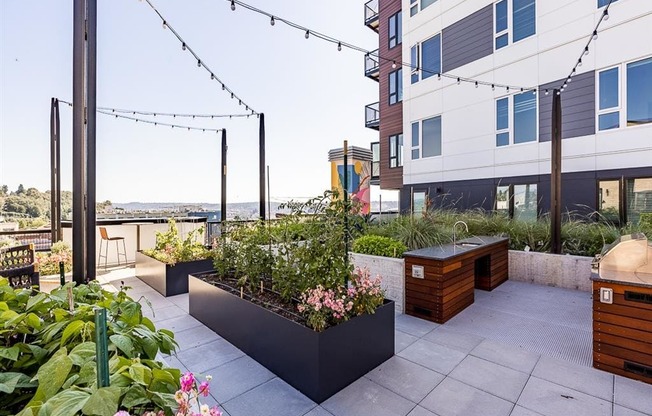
{"left": 624, "top": 361, "right": 652, "bottom": 378}
{"left": 624, "top": 291, "right": 652, "bottom": 305}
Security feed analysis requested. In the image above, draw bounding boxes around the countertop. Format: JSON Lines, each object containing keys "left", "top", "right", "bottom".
{"left": 590, "top": 271, "right": 652, "bottom": 288}
{"left": 403, "top": 236, "right": 509, "bottom": 261}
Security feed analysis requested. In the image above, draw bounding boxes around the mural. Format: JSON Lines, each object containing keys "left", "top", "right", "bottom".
{"left": 330, "top": 159, "right": 371, "bottom": 215}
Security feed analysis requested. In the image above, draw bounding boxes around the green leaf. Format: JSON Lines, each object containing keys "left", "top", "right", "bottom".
{"left": 141, "top": 316, "right": 156, "bottom": 331}
{"left": 60, "top": 320, "right": 84, "bottom": 346}
{"left": 69, "top": 342, "right": 96, "bottom": 367}
{"left": 27, "top": 345, "right": 48, "bottom": 363}
{"left": 76, "top": 362, "right": 96, "bottom": 386}
{"left": 121, "top": 384, "right": 150, "bottom": 408}
{"left": 150, "top": 368, "right": 179, "bottom": 394}
{"left": 119, "top": 301, "right": 142, "bottom": 326}
{"left": 26, "top": 313, "right": 41, "bottom": 329}
{"left": 150, "top": 391, "right": 177, "bottom": 411}
{"left": 81, "top": 386, "right": 121, "bottom": 416}
{"left": 26, "top": 292, "right": 47, "bottom": 311}
{"left": 37, "top": 389, "right": 90, "bottom": 416}
{"left": 0, "top": 345, "right": 20, "bottom": 361}
{"left": 61, "top": 374, "right": 79, "bottom": 390}
{"left": 1, "top": 309, "right": 19, "bottom": 321}
{"left": 0, "top": 372, "right": 31, "bottom": 394}
{"left": 29, "top": 347, "right": 72, "bottom": 405}
{"left": 109, "top": 334, "right": 134, "bottom": 358}
{"left": 128, "top": 363, "right": 152, "bottom": 386}
{"left": 0, "top": 301, "right": 8, "bottom": 311}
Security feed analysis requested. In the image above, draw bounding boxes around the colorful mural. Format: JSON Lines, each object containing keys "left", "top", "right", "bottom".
{"left": 330, "top": 158, "right": 371, "bottom": 215}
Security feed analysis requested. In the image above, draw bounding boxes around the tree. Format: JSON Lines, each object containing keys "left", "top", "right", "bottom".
{"left": 0, "top": 185, "right": 8, "bottom": 196}
{"left": 16, "top": 184, "right": 25, "bottom": 195}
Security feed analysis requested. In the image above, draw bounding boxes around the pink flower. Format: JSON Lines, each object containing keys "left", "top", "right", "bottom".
{"left": 198, "top": 381, "right": 210, "bottom": 397}
{"left": 114, "top": 412, "right": 130, "bottom": 416}
{"left": 180, "top": 372, "right": 195, "bottom": 392}
{"left": 209, "top": 406, "right": 223, "bottom": 416}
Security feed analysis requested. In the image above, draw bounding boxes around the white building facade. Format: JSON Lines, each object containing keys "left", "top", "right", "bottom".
{"left": 398, "top": 0, "right": 652, "bottom": 224}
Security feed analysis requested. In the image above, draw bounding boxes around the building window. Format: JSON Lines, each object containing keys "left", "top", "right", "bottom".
{"left": 495, "top": 91, "right": 536, "bottom": 146}
{"left": 410, "top": 34, "right": 441, "bottom": 84}
{"left": 598, "top": 67, "right": 620, "bottom": 131}
{"left": 389, "top": 134, "right": 403, "bottom": 168}
{"left": 412, "top": 116, "right": 442, "bottom": 159}
{"left": 411, "top": 122, "right": 420, "bottom": 160}
{"left": 371, "top": 142, "right": 380, "bottom": 179}
{"left": 598, "top": 0, "right": 617, "bottom": 7}
{"left": 513, "top": 184, "right": 537, "bottom": 221}
{"left": 421, "top": 0, "right": 437, "bottom": 11}
{"left": 389, "top": 69, "right": 402, "bottom": 105}
{"left": 495, "top": 185, "right": 511, "bottom": 216}
{"left": 410, "top": 0, "right": 418, "bottom": 16}
{"left": 496, "top": 97, "right": 509, "bottom": 146}
{"left": 626, "top": 178, "right": 652, "bottom": 225}
{"left": 598, "top": 180, "right": 620, "bottom": 223}
{"left": 627, "top": 57, "right": 652, "bottom": 126}
{"left": 495, "top": 0, "right": 535, "bottom": 50}
{"left": 413, "top": 191, "right": 427, "bottom": 217}
{"left": 388, "top": 11, "right": 402, "bottom": 49}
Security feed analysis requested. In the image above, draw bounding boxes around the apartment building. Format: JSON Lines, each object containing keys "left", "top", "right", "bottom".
{"left": 365, "top": 0, "right": 652, "bottom": 224}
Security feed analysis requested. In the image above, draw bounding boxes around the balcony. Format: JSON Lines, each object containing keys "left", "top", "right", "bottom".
{"left": 365, "top": 50, "right": 380, "bottom": 81}
{"left": 364, "top": 0, "right": 379, "bottom": 32}
{"left": 365, "top": 102, "right": 380, "bottom": 130}
{"left": 371, "top": 141, "right": 380, "bottom": 185}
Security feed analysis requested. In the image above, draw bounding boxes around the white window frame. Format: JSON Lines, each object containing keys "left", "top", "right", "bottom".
{"left": 495, "top": 92, "right": 538, "bottom": 146}
{"left": 410, "top": 0, "right": 418, "bottom": 16}
{"left": 493, "top": 0, "right": 536, "bottom": 51}
{"left": 411, "top": 115, "right": 443, "bottom": 159}
{"left": 496, "top": 97, "right": 510, "bottom": 147}
{"left": 410, "top": 33, "right": 442, "bottom": 84}
{"left": 596, "top": 65, "right": 621, "bottom": 131}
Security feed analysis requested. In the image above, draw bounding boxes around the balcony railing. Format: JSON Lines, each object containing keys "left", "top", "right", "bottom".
{"left": 364, "top": 0, "right": 379, "bottom": 31}
{"left": 365, "top": 50, "right": 380, "bottom": 81}
{"left": 365, "top": 102, "right": 380, "bottom": 130}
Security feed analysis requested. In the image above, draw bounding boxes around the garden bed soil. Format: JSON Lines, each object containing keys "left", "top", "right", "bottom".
{"left": 134, "top": 251, "right": 213, "bottom": 297}
{"left": 188, "top": 272, "right": 395, "bottom": 403}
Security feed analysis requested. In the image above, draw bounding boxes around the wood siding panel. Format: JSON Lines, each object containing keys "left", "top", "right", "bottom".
{"left": 378, "top": 0, "right": 403, "bottom": 190}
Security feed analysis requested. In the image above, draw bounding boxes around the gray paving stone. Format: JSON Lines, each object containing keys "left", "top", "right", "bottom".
{"left": 517, "top": 376, "right": 612, "bottom": 416}
{"left": 423, "top": 327, "right": 485, "bottom": 354}
{"left": 156, "top": 314, "right": 203, "bottom": 333}
{"left": 471, "top": 339, "right": 540, "bottom": 374}
{"left": 613, "top": 405, "right": 650, "bottom": 416}
{"left": 173, "top": 324, "right": 223, "bottom": 351}
{"left": 532, "top": 355, "right": 614, "bottom": 401}
{"left": 207, "top": 355, "right": 275, "bottom": 404}
{"left": 222, "top": 378, "right": 315, "bottom": 416}
{"left": 395, "top": 314, "right": 439, "bottom": 337}
{"left": 139, "top": 293, "right": 176, "bottom": 310}
{"left": 321, "top": 377, "right": 415, "bottom": 416}
{"left": 449, "top": 355, "right": 529, "bottom": 402}
{"left": 162, "top": 354, "right": 188, "bottom": 373}
{"left": 169, "top": 293, "right": 189, "bottom": 312}
{"left": 302, "top": 406, "right": 334, "bottom": 416}
{"left": 143, "top": 304, "right": 186, "bottom": 321}
{"left": 407, "top": 406, "right": 438, "bottom": 416}
{"left": 420, "top": 377, "right": 513, "bottom": 416}
{"left": 396, "top": 330, "right": 419, "bottom": 353}
{"left": 398, "top": 339, "right": 466, "bottom": 375}
{"left": 510, "top": 406, "right": 544, "bottom": 416}
{"left": 614, "top": 376, "right": 652, "bottom": 415}
{"left": 366, "top": 356, "right": 445, "bottom": 403}
{"left": 176, "top": 338, "right": 244, "bottom": 373}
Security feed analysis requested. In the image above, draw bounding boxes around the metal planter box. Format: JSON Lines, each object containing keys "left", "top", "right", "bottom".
{"left": 135, "top": 251, "right": 213, "bottom": 297}
{"left": 188, "top": 274, "right": 395, "bottom": 403}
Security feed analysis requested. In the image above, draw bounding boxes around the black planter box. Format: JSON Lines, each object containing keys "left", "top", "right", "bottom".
{"left": 135, "top": 252, "right": 213, "bottom": 297}
{"left": 188, "top": 274, "right": 395, "bottom": 403}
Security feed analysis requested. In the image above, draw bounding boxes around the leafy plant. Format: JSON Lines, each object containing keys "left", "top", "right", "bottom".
{"left": 143, "top": 219, "right": 210, "bottom": 266}
{"left": 35, "top": 241, "right": 72, "bottom": 276}
{"left": 352, "top": 235, "right": 407, "bottom": 258}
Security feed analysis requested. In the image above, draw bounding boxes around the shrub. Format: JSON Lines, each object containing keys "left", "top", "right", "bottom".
{"left": 143, "top": 219, "right": 210, "bottom": 266}
{"left": 352, "top": 235, "right": 407, "bottom": 258}
{"left": 35, "top": 240, "right": 72, "bottom": 276}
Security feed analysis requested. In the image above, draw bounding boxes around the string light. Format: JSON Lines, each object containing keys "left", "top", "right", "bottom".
{"left": 592, "top": 30, "right": 598, "bottom": 40}
{"left": 603, "top": 9, "right": 609, "bottom": 20}
{"left": 98, "top": 109, "right": 224, "bottom": 132}
{"left": 545, "top": 89, "right": 549, "bottom": 95}
{"left": 337, "top": 42, "right": 342, "bottom": 51}
{"left": 584, "top": 46, "right": 589, "bottom": 56}
{"left": 58, "top": 100, "right": 251, "bottom": 119}
{"left": 457, "top": 77, "right": 461, "bottom": 85}
{"left": 142, "top": 0, "right": 259, "bottom": 115}
{"left": 270, "top": 16, "right": 275, "bottom": 26}
{"left": 392, "top": 61, "right": 397, "bottom": 69}
{"left": 305, "top": 30, "right": 310, "bottom": 39}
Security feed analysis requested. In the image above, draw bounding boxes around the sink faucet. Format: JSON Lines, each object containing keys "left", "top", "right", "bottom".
{"left": 453, "top": 221, "right": 468, "bottom": 246}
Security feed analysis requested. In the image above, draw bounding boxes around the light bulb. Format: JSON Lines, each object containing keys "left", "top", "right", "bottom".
{"left": 491, "top": 84, "right": 495, "bottom": 91}
{"left": 197, "top": 60, "right": 201, "bottom": 67}
{"left": 578, "top": 59, "right": 583, "bottom": 67}
{"left": 162, "top": 21, "right": 167, "bottom": 29}
{"left": 563, "top": 83, "right": 567, "bottom": 89}
{"left": 475, "top": 81, "right": 478, "bottom": 88}
{"left": 532, "top": 89, "right": 537, "bottom": 95}
{"left": 592, "top": 30, "right": 598, "bottom": 40}
{"left": 337, "top": 42, "right": 342, "bottom": 51}
{"left": 182, "top": 43, "right": 186, "bottom": 51}
{"left": 231, "top": 93, "right": 234, "bottom": 99}
{"left": 584, "top": 46, "right": 589, "bottom": 56}
{"left": 270, "top": 16, "right": 275, "bottom": 26}
{"left": 392, "top": 61, "right": 397, "bottom": 69}
{"left": 506, "top": 86, "right": 510, "bottom": 92}
{"left": 210, "top": 73, "right": 214, "bottom": 80}
{"left": 231, "top": 0, "right": 235, "bottom": 11}
{"left": 437, "top": 73, "right": 441, "bottom": 81}
{"left": 545, "top": 89, "right": 549, "bottom": 95}
{"left": 567, "top": 77, "right": 572, "bottom": 83}
{"left": 222, "top": 84, "right": 225, "bottom": 90}
{"left": 603, "top": 10, "right": 609, "bottom": 20}
{"left": 457, "top": 78, "right": 461, "bottom": 85}
{"left": 305, "top": 30, "right": 310, "bottom": 39}
{"left": 556, "top": 91, "right": 561, "bottom": 95}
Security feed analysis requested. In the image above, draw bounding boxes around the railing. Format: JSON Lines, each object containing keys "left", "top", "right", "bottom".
{"left": 365, "top": 50, "right": 380, "bottom": 78}
{"left": 364, "top": 0, "right": 379, "bottom": 26}
{"left": 0, "top": 229, "right": 52, "bottom": 251}
{"left": 365, "top": 102, "right": 380, "bottom": 129}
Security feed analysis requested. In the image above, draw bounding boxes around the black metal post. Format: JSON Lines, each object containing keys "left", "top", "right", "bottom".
{"left": 343, "top": 140, "right": 349, "bottom": 284}
{"left": 50, "top": 98, "right": 62, "bottom": 243}
{"left": 86, "top": 0, "right": 97, "bottom": 281}
{"left": 259, "top": 113, "right": 266, "bottom": 220}
{"left": 221, "top": 129, "right": 227, "bottom": 224}
{"left": 72, "top": 0, "right": 87, "bottom": 284}
{"left": 551, "top": 89, "right": 562, "bottom": 254}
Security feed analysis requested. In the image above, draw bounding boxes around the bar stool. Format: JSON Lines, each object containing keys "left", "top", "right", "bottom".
{"left": 98, "top": 227, "right": 127, "bottom": 269}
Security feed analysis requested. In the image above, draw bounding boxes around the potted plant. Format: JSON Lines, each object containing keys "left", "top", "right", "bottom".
{"left": 136, "top": 219, "right": 213, "bottom": 296}
{"left": 188, "top": 191, "right": 394, "bottom": 403}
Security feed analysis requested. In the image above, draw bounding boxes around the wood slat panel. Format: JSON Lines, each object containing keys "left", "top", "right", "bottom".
{"left": 593, "top": 311, "right": 652, "bottom": 332}
{"left": 593, "top": 321, "right": 652, "bottom": 344}
{"left": 594, "top": 342, "right": 652, "bottom": 365}
{"left": 594, "top": 332, "right": 652, "bottom": 356}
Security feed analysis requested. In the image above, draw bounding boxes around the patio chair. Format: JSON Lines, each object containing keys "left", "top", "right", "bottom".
{"left": 98, "top": 227, "right": 127, "bottom": 269}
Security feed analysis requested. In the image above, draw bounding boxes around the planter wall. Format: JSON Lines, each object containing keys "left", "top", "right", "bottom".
{"left": 135, "top": 251, "right": 213, "bottom": 296}
{"left": 188, "top": 275, "right": 395, "bottom": 403}
{"left": 350, "top": 252, "right": 405, "bottom": 313}
{"left": 508, "top": 250, "right": 593, "bottom": 292}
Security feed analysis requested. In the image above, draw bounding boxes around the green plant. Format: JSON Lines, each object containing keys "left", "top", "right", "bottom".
{"left": 0, "top": 278, "right": 180, "bottom": 415}
{"left": 352, "top": 235, "right": 407, "bottom": 258}
{"left": 35, "top": 241, "right": 73, "bottom": 276}
{"left": 143, "top": 219, "right": 210, "bottom": 266}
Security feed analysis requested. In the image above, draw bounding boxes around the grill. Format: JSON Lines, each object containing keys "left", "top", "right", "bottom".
{"left": 592, "top": 233, "right": 652, "bottom": 384}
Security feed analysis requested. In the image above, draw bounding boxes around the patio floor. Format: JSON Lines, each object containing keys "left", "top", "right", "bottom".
{"left": 98, "top": 268, "right": 652, "bottom": 416}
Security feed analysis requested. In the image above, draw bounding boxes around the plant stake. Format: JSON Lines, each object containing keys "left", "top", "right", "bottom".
{"left": 94, "top": 307, "right": 110, "bottom": 387}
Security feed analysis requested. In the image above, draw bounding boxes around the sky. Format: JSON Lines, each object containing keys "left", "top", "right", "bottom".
{"left": 0, "top": 0, "right": 397, "bottom": 204}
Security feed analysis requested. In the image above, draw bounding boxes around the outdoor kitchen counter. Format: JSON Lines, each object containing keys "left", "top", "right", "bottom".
{"left": 591, "top": 271, "right": 652, "bottom": 289}
{"left": 404, "top": 236, "right": 509, "bottom": 323}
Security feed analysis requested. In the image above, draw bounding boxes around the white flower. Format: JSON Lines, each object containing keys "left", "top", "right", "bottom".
{"left": 200, "top": 404, "right": 210, "bottom": 416}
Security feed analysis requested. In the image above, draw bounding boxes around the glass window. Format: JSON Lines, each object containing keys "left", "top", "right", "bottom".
{"left": 422, "top": 116, "right": 442, "bottom": 157}
{"left": 495, "top": 34, "right": 509, "bottom": 49}
{"left": 598, "top": 180, "right": 620, "bottom": 223}
{"left": 513, "top": 91, "right": 537, "bottom": 144}
{"left": 496, "top": 97, "right": 509, "bottom": 146}
{"left": 626, "top": 178, "right": 652, "bottom": 224}
{"left": 413, "top": 191, "right": 427, "bottom": 217}
{"left": 389, "top": 134, "right": 403, "bottom": 168}
{"left": 627, "top": 57, "right": 652, "bottom": 126}
{"left": 496, "top": 185, "right": 511, "bottom": 215}
{"left": 598, "top": 0, "right": 618, "bottom": 7}
{"left": 388, "top": 12, "right": 402, "bottom": 49}
{"left": 599, "top": 68, "right": 619, "bottom": 110}
{"left": 513, "top": 0, "right": 536, "bottom": 42}
{"left": 411, "top": 122, "right": 420, "bottom": 160}
{"left": 421, "top": 0, "right": 438, "bottom": 10}
{"left": 496, "top": 0, "right": 508, "bottom": 33}
{"left": 389, "top": 69, "right": 402, "bottom": 105}
{"left": 421, "top": 35, "right": 441, "bottom": 80}
{"left": 599, "top": 112, "right": 620, "bottom": 131}
{"left": 513, "top": 184, "right": 537, "bottom": 221}
{"left": 411, "top": 149, "right": 420, "bottom": 159}
{"left": 410, "top": 0, "right": 418, "bottom": 16}
{"left": 410, "top": 45, "right": 419, "bottom": 84}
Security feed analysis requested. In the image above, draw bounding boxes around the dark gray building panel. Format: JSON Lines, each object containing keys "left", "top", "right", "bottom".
{"left": 539, "top": 71, "right": 596, "bottom": 142}
{"left": 442, "top": 4, "right": 493, "bottom": 73}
